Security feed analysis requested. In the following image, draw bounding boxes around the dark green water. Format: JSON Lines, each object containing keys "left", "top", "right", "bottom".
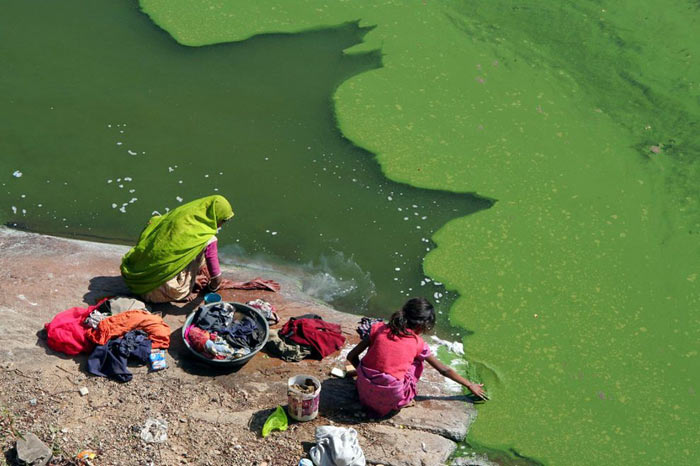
{"left": 0, "top": 0, "right": 488, "bottom": 325}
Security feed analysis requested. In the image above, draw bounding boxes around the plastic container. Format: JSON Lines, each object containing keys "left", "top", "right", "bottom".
{"left": 204, "top": 292, "right": 222, "bottom": 304}
{"left": 181, "top": 302, "right": 269, "bottom": 369}
{"left": 287, "top": 374, "right": 321, "bottom": 421}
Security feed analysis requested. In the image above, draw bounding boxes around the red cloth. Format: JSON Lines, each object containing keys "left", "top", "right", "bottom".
{"left": 223, "top": 277, "right": 281, "bottom": 292}
{"left": 280, "top": 318, "right": 345, "bottom": 358}
{"left": 44, "top": 298, "right": 108, "bottom": 356}
{"left": 87, "top": 310, "right": 171, "bottom": 349}
{"left": 186, "top": 325, "right": 213, "bottom": 357}
{"left": 361, "top": 322, "right": 427, "bottom": 380}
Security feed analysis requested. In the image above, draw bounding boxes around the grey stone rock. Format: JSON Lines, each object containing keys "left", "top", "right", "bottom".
{"left": 16, "top": 432, "right": 52, "bottom": 466}
{"left": 449, "top": 455, "right": 498, "bottom": 466}
{"left": 360, "top": 424, "right": 456, "bottom": 466}
{"left": 387, "top": 398, "right": 476, "bottom": 441}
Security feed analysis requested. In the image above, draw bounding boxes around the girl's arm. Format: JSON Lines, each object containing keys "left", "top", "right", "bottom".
{"left": 346, "top": 339, "right": 370, "bottom": 369}
{"left": 426, "top": 355, "right": 488, "bottom": 400}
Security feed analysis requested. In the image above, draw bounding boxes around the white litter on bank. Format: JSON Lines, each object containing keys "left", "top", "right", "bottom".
{"left": 17, "top": 294, "right": 38, "bottom": 306}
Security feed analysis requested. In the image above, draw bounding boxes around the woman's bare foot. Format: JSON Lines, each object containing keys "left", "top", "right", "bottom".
{"left": 184, "top": 291, "right": 200, "bottom": 302}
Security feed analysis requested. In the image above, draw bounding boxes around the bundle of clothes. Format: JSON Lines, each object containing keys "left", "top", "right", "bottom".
{"left": 265, "top": 314, "right": 346, "bottom": 362}
{"left": 184, "top": 302, "right": 265, "bottom": 360}
{"left": 43, "top": 297, "right": 171, "bottom": 382}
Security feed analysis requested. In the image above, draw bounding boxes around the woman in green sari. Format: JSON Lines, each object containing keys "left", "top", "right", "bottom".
{"left": 121, "top": 195, "right": 235, "bottom": 303}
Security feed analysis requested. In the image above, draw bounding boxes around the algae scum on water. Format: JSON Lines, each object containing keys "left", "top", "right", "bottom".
{"left": 3, "top": 0, "right": 700, "bottom": 464}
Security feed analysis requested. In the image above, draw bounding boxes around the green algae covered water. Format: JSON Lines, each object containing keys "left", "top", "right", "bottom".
{"left": 3, "top": 0, "right": 700, "bottom": 464}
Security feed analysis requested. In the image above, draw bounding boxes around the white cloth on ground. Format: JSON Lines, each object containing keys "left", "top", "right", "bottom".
{"left": 309, "top": 426, "right": 366, "bottom": 466}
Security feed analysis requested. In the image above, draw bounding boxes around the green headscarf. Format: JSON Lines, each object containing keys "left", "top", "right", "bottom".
{"left": 121, "top": 195, "right": 234, "bottom": 295}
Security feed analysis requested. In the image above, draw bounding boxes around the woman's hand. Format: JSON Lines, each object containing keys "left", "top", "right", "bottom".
{"left": 195, "top": 275, "right": 210, "bottom": 290}
{"left": 216, "top": 278, "right": 238, "bottom": 290}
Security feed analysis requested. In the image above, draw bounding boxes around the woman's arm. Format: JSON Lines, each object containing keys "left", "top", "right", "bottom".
{"left": 426, "top": 355, "right": 488, "bottom": 400}
{"left": 204, "top": 239, "right": 237, "bottom": 291}
{"left": 346, "top": 339, "right": 370, "bottom": 370}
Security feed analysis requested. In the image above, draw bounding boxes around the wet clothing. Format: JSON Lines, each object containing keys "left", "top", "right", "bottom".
{"left": 120, "top": 195, "right": 234, "bottom": 296}
{"left": 193, "top": 302, "right": 234, "bottom": 330}
{"left": 357, "top": 344, "right": 431, "bottom": 417}
{"left": 246, "top": 299, "right": 280, "bottom": 324}
{"left": 87, "top": 330, "right": 152, "bottom": 382}
{"left": 361, "top": 322, "right": 426, "bottom": 380}
{"left": 217, "top": 316, "right": 261, "bottom": 349}
{"left": 43, "top": 299, "right": 109, "bottom": 355}
{"left": 226, "top": 277, "right": 280, "bottom": 292}
{"left": 185, "top": 325, "right": 212, "bottom": 355}
{"left": 186, "top": 303, "right": 264, "bottom": 360}
{"left": 193, "top": 303, "right": 263, "bottom": 351}
{"left": 280, "top": 317, "right": 345, "bottom": 359}
{"left": 356, "top": 317, "right": 383, "bottom": 342}
{"left": 87, "top": 310, "right": 171, "bottom": 349}
{"left": 264, "top": 329, "right": 313, "bottom": 362}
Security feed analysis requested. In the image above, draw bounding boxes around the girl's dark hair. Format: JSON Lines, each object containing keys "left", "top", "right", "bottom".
{"left": 388, "top": 297, "right": 436, "bottom": 338}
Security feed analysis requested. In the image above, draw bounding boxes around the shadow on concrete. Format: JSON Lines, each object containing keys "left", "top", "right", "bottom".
{"left": 149, "top": 298, "right": 202, "bottom": 317}
{"left": 317, "top": 377, "right": 368, "bottom": 425}
{"left": 82, "top": 276, "right": 133, "bottom": 305}
{"left": 34, "top": 328, "right": 82, "bottom": 364}
{"left": 248, "top": 406, "right": 278, "bottom": 436}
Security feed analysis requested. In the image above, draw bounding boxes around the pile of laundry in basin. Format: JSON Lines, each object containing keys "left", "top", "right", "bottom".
{"left": 185, "top": 302, "right": 265, "bottom": 360}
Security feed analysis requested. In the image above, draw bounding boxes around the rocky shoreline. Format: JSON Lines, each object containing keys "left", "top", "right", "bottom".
{"left": 0, "top": 227, "right": 490, "bottom": 466}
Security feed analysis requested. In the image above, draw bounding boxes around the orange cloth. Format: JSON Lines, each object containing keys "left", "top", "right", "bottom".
{"left": 87, "top": 310, "right": 171, "bottom": 349}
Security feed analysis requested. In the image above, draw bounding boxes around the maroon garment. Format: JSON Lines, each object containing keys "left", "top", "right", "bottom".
{"left": 222, "top": 277, "right": 281, "bottom": 292}
{"left": 205, "top": 240, "right": 221, "bottom": 277}
{"left": 280, "top": 318, "right": 346, "bottom": 358}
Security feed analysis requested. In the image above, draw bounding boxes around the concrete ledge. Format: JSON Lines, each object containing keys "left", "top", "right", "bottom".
{"left": 0, "top": 227, "right": 476, "bottom": 465}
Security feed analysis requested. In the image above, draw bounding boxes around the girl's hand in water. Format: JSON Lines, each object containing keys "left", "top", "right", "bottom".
{"left": 467, "top": 382, "right": 488, "bottom": 400}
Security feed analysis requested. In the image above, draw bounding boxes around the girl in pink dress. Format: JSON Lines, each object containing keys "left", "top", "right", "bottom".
{"left": 347, "top": 297, "right": 487, "bottom": 417}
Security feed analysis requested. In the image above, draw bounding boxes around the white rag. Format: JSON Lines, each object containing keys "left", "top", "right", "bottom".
{"left": 310, "top": 426, "right": 366, "bottom": 466}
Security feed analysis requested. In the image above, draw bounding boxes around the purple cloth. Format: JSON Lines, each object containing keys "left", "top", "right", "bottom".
{"left": 205, "top": 240, "right": 221, "bottom": 277}
{"left": 356, "top": 343, "right": 431, "bottom": 417}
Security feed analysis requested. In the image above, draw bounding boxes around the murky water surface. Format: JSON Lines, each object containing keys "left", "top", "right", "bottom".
{"left": 0, "top": 0, "right": 488, "bottom": 326}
